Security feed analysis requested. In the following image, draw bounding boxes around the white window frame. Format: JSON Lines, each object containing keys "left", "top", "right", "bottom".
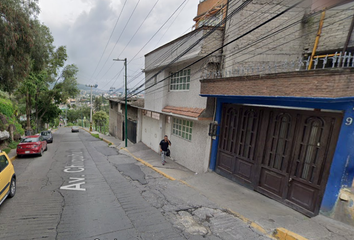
{"left": 170, "top": 69, "right": 191, "bottom": 91}
{"left": 172, "top": 118, "right": 193, "bottom": 141}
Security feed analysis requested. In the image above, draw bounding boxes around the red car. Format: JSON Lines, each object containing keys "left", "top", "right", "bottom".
{"left": 16, "top": 135, "right": 48, "bottom": 157}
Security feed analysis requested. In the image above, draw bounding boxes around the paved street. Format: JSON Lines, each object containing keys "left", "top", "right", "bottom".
{"left": 0, "top": 128, "right": 269, "bottom": 240}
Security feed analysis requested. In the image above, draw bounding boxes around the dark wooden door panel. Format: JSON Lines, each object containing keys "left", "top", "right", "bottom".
{"left": 216, "top": 104, "right": 343, "bottom": 217}
{"left": 258, "top": 168, "right": 286, "bottom": 200}
{"left": 234, "top": 158, "right": 254, "bottom": 183}
{"left": 217, "top": 151, "right": 234, "bottom": 174}
{"left": 216, "top": 104, "right": 262, "bottom": 187}
{"left": 286, "top": 181, "right": 318, "bottom": 213}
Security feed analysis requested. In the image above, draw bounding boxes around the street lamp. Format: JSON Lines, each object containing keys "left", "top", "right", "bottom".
{"left": 86, "top": 84, "right": 98, "bottom": 132}
{"left": 113, "top": 58, "right": 127, "bottom": 148}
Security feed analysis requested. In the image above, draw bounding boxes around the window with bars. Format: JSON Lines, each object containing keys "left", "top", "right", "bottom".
{"left": 170, "top": 69, "right": 191, "bottom": 91}
{"left": 172, "top": 118, "right": 193, "bottom": 141}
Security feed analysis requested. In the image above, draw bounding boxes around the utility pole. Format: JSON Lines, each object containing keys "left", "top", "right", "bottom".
{"left": 86, "top": 84, "right": 98, "bottom": 132}
{"left": 113, "top": 58, "right": 128, "bottom": 147}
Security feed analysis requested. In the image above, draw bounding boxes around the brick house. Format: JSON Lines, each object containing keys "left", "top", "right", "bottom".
{"left": 200, "top": 0, "right": 354, "bottom": 223}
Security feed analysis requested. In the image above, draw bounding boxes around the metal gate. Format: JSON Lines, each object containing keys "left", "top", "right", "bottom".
{"left": 127, "top": 119, "right": 137, "bottom": 144}
{"left": 216, "top": 104, "right": 342, "bottom": 216}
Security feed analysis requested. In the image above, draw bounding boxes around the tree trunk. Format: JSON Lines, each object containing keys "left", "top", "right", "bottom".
{"left": 35, "top": 90, "right": 39, "bottom": 132}
{"left": 26, "top": 90, "right": 32, "bottom": 134}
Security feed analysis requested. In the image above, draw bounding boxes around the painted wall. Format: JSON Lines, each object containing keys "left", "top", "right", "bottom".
{"left": 144, "top": 27, "right": 223, "bottom": 113}
{"left": 109, "top": 101, "right": 118, "bottom": 138}
{"left": 221, "top": 1, "right": 354, "bottom": 77}
{"left": 141, "top": 112, "right": 212, "bottom": 173}
{"left": 222, "top": 0, "right": 305, "bottom": 76}
{"left": 166, "top": 61, "right": 208, "bottom": 110}
{"left": 206, "top": 95, "right": 354, "bottom": 216}
{"left": 169, "top": 118, "right": 211, "bottom": 173}
{"left": 141, "top": 115, "right": 161, "bottom": 153}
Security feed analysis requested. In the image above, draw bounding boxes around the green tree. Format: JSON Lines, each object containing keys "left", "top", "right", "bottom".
{"left": 0, "top": 0, "right": 40, "bottom": 93}
{"left": 93, "top": 111, "right": 108, "bottom": 133}
{"left": 94, "top": 96, "right": 102, "bottom": 111}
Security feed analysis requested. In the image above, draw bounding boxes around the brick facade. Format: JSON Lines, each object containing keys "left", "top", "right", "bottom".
{"left": 200, "top": 68, "right": 354, "bottom": 98}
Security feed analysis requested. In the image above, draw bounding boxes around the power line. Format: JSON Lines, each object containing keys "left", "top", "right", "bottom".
{"left": 129, "top": 0, "right": 305, "bottom": 97}
{"left": 117, "top": 0, "right": 160, "bottom": 60}
{"left": 88, "top": 0, "right": 128, "bottom": 84}
{"left": 127, "top": 0, "right": 285, "bottom": 93}
{"left": 128, "top": 0, "right": 189, "bottom": 64}
{"left": 142, "top": 2, "right": 352, "bottom": 100}
{"left": 94, "top": 0, "right": 142, "bottom": 80}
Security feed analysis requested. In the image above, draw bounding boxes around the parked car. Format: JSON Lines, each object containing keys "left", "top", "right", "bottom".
{"left": 40, "top": 131, "right": 53, "bottom": 143}
{"left": 16, "top": 135, "right": 48, "bottom": 157}
{"left": 0, "top": 151, "right": 16, "bottom": 205}
{"left": 71, "top": 126, "right": 79, "bottom": 132}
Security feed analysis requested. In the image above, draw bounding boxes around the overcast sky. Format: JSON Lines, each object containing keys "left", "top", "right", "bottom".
{"left": 38, "top": 0, "right": 197, "bottom": 90}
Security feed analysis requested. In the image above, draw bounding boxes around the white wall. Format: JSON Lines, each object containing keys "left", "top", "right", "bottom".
{"left": 169, "top": 119, "right": 211, "bottom": 173}
{"left": 141, "top": 115, "right": 161, "bottom": 153}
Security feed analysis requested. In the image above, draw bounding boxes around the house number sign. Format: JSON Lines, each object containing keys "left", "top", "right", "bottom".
{"left": 345, "top": 117, "right": 353, "bottom": 126}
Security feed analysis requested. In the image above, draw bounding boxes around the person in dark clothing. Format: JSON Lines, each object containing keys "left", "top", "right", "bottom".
{"left": 160, "top": 135, "right": 171, "bottom": 165}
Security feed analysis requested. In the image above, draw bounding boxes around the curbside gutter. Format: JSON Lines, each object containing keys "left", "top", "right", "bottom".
{"left": 122, "top": 148, "right": 176, "bottom": 181}
{"left": 83, "top": 127, "right": 309, "bottom": 240}
{"left": 273, "top": 228, "right": 309, "bottom": 240}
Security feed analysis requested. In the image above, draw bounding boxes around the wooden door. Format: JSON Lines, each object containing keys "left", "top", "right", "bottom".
{"left": 257, "top": 110, "right": 342, "bottom": 216}
{"left": 216, "top": 104, "right": 263, "bottom": 186}
{"left": 257, "top": 110, "right": 297, "bottom": 201}
{"left": 216, "top": 104, "right": 343, "bottom": 216}
{"left": 285, "top": 113, "right": 342, "bottom": 216}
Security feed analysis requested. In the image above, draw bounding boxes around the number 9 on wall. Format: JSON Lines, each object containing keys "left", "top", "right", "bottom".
{"left": 345, "top": 117, "right": 353, "bottom": 126}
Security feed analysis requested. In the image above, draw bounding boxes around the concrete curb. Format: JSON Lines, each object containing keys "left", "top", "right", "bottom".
{"left": 122, "top": 148, "right": 176, "bottom": 181}
{"left": 227, "top": 209, "right": 276, "bottom": 239}
{"left": 80, "top": 127, "right": 308, "bottom": 240}
{"left": 10, "top": 155, "right": 16, "bottom": 161}
{"left": 80, "top": 127, "right": 115, "bottom": 146}
{"left": 273, "top": 228, "right": 309, "bottom": 240}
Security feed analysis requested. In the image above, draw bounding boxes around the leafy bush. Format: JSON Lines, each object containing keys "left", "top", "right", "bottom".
{"left": 2, "top": 148, "right": 11, "bottom": 154}
{"left": 91, "top": 133, "right": 99, "bottom": 139}
{"left": 8, "top": 141, "right": 19, "bottom": 149}
{"left": 0, "top": 98, "right": 14, "bottom": 117}
{"left": 14, "top": 121, "right": 25, "bottom": 135}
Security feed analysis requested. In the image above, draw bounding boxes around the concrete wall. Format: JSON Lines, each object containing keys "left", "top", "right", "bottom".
{"left": 141, "top": 115, "right": 161, "bottom": 153}
{"left": 304, "top": 2, "right": 354, "bottom": 54}
{"left": 109, "top": 101, "right": 118, "bottom": 138}
{"left": 221, "top": 0, "right": 354, "bottom": 76}
{"left": 222, "top": 0, "right": 305, "bottom": 76}
{"left": 166, "top": 62, "right": 208, "bottom": 110}
{"left": 169, "top": 119, "right": 211, "bottom": 173}
{"left": 144, "top": 27, "right": 223, "bottom": 113}
{"left": 141, "top": 112, "right": 212, "bottom": 173}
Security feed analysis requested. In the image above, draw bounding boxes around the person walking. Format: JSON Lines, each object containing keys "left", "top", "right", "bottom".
{"left": 160, "top": 135, "right": 171, "bottom": 165}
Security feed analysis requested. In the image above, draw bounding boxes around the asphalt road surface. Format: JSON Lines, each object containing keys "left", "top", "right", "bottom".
{"left": 0, "top": 128, "right": 270, "bottom": 240}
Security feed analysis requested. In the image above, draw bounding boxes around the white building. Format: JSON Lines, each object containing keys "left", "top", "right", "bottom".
{"left": 141, "top": 25, "right": 224, "bottom": 173}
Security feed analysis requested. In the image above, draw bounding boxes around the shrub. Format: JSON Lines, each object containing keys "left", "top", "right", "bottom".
{"left": 0, "top": 98, "right": 14, "bottom": 118}
{"left": 2, "top": 148, "right": 11, "bottom": 154}
{"left": 91, "top": 133, "right": 99, "bottom": 138}
{"left": 8, "top": 141, "right": 19, "bottom": 149}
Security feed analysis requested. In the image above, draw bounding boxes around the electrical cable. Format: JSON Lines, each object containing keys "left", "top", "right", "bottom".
{"left": 141, "top": 3, "right": 353, "bottom": 101}
{"left": 94, "top": 0, "right": 142, "bottom": 80}
{"left": 87, "top": 0, "right": 128, "bottom": 84}
{"left": 129, "top": 0, "right": 306, "bottom": 97}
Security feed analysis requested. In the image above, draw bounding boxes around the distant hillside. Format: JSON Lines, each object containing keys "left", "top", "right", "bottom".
{"left": 77, "top": 83, "right": 123, "bottom": 94}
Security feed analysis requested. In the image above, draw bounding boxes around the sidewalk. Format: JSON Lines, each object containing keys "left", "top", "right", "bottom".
{"left": 83, "top": 128, "right": 354, "bottom": 240}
